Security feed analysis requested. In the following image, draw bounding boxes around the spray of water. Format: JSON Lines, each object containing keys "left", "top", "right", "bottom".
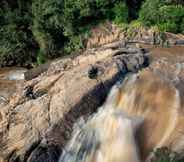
{"left": 59, "top": 83, "right": 143, "bottom": 162}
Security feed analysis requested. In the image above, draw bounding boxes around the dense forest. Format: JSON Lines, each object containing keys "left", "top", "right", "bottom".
{"left": 0, "top": 0, "right": 184, "bottom": 67}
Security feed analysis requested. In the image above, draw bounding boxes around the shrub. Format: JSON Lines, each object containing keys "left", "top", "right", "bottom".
{"left": 158, "top": 22, "right": 178, "bottom": 33}
{"left": 139, "top": 0, "right": 184, "bottom": 33}
{"left": 139, "top": 0, "right": 165, "bottom": 26}
{"left": 151, "top": 147, "right": 184, "bottom": 162}
{"left": 158, "top": 5, "right": 184, "bottom": 32}
{"left": 0, "top": 3, "right": 36, "bottom": 67}
{"left": 126, "top": 0, "right": 143, "bottom": 20}
{"left": 36, "top": 49, "right": 46, "bottom": 65}
{"left": 31, "top": 0, "right": 65, "bottom": 62}
{"left": 111, "top": 2, "right": 128, "bottom": 24}
{"left": 126, "top": 20, "right": 144, "bottom": 38}
{"left": 180, "top": 18, "right": 184, "bottom": 34}
{"left": 64, "top": 35, "right": 85, "bottom": 54}
{"left": 1, "top": 0, "right": 184, "bottom": 67}
{"left": 63, "top": 0, "right": 107, "bottom": 37}
{"left": 62, "top": 0, "right": 125, "bottom": 53}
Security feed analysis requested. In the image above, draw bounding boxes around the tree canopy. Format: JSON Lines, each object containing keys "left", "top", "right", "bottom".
{"left": 0, "top": 0, "right": 184, "bottom": 67}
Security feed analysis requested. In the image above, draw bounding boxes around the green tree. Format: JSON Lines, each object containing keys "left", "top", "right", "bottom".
{"left": 139, "top": 0, "right": 184, "bottom": 33}
{"left": 31, "top": 0, "right": 65, "bottom": 63}
{"left": 0, "top": 0, "right": 36, "bottom": 67}
{"left": 158, "top": 5, "right": 184, "bottom": 32}
{"left": 111, "top": 1, "right": 129, "bottom": 24}
{"left": 139, "top": 0, "right": 165, "bottom": 26}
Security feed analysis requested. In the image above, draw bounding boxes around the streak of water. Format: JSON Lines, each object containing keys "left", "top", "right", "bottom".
{"left": 59, "top": 84, "right": 143, "bottom": 162}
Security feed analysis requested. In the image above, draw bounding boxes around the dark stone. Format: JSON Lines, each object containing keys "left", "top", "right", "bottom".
{"left": 175, "top": 40, "right": 184, "bottom": 45}
{"left": 24, "top": 62, "right": 51, "bottom": 81}
{"left": 24, "top": 86, "right": 36, "bottom": 100}
{"left": 88, "top": 66, "right": 99, "bottom": 79}
{"left": 27, "top": 145, "right": 61, "bottom": 162}
{"left": 8, "top": 151, "right": 20, "bottom": 162}
{"left": 24, "top": 86, "right": 47, "bottom": 100}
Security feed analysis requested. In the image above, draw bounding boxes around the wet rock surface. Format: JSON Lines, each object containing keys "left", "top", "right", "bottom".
{"left": 0, "top": 68, "right": 27, "bottom": 106}
{"left": 1, "top": 41, "right": 184, "bottom": 162}
{"left": 0, "top": 43, "right": 149, "bottom": 162}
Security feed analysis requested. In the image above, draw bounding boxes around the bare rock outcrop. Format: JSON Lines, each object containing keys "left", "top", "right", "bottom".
{"left": 86, "top": 21, "right": 184, "bottom": 48}
{"left": 0, "top": 44, "right": 148, "bottom": 162}
{"left": 1, "top": 41, "right": 184, "bottom": 162}
{"left": 0, "top": 68, "right": 27, "bottom": 106}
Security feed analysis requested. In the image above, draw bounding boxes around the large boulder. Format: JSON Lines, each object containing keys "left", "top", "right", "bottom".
{"left": 1, "top": 42, "right": 184, "bottom": 162}
{"left": 0, "top": 44, "right": 148, "bottom": 162}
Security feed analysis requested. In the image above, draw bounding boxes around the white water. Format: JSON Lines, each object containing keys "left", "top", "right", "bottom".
{"left": 59, "top": 84, "right": 143, "bottom": 162}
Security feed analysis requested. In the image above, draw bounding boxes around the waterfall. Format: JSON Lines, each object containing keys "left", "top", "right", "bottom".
{"left": 59, "top": 82, "right": 143, "bottom": 162}
{"left": 59, "top": 69, "right": 182, "bottom": 162}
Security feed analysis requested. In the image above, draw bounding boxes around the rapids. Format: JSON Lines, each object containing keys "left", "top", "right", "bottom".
{"left": 0, "top": 45, "right": 184, "bottom": 162}
{"left": 59, "top": 82, "right": 143, "bottom": 162}
{"left": 59, "top": 55, "right": 184, "bottom": 162}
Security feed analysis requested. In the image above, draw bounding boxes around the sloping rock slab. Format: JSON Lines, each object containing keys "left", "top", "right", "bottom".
{"left": 0, "top": 47, "right": 148, "bottom": 162}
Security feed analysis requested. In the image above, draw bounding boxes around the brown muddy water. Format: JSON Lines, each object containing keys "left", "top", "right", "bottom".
{"left": 60, "top": 45, "right": 184, "bottom": 162}
{"left": 0, "top": 45, "right": 184, "bottom": 161}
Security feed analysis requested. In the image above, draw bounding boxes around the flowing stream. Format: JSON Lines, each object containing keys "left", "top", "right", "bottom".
{"left": 59, "top": 82, "right": 143, "bottom": 162}
{"left": 58, "top": 45, "right": 184, "bottom": 162}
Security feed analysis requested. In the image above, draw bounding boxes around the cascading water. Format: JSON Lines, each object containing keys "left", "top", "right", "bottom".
{"left": 59, "top": 83, "right": 143, "bottom": 162}
{"left": 59, "top": 66, "right": 183, "bottom": 162}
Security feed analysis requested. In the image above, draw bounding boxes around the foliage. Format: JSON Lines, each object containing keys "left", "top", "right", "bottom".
{"left": 0, "top": 0, "right": 184, "bottom": 66}
{"left": 158, "top": 5, "right": 184, "bottom": 32}
{"left": 31, "top": 0, "right": 65, "bottom": 60}
{"left": 180, "top": 18, "right": 184, "bottom": 34}
{"left": 62, "top": 0, "right": 129, "bottom": 53}
{"left": 139, "top": 0, "right": 184, "bottom": 33}
{"left": 0, "top": 2, "right": 36, "bottom": 67}
{"left": 36, "top": 49, "right": 47, "bottom": 65}
{"left": 166, "top": 0, "right": 184, "bottom": 5}
{"left": 126, "top": 0, "right": 143, "bottom": 20}
{"left": 0, "top": 0, "right": 135, "bottom": 66}
{"left": 126, "top": 20, "right": 144, "bottom": 38}
{"left": 111, "top": 2, "right": 128, "bottom": 24}
{"left": 139, "top": 0, "right": 166, "bottom": 26}
{"left": 151, "top": 147, "right": 184, "bottom": 162}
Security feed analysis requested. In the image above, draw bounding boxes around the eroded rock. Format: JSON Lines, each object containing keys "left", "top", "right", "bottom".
{"left": 0, "top": 45, "right": 148, "bottom": 162}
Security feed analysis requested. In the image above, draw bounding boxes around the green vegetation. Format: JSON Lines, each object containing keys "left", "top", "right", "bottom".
{"left": 139, "top": 0, "right": 184, "bottom": 33}
{"left": 0, "top": 0, "right": 129, "bottom": 66}
{"left": 0, "top": 1, "right": 36, "bottom": 67}
{"left": 111, "top": 2, "right": 129, "bottom": 24}
{"left": 126, "top": 20, "right": 144, "bottom": 38}
{"left": 0, "top": 0, "right": 184, "bottom": 67}
{"left": 151, "top": 147, "right": 184, "bottom": 162}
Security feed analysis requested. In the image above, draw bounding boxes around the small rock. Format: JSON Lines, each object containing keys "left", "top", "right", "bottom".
{"left": 88, "top": 66, "right": 99, "bottom": 79}
{"left": 175, "top": 40, "right": 184, "bottom": 45}
{"left": 24, "top": 86, "right": 36, "bottom": 99}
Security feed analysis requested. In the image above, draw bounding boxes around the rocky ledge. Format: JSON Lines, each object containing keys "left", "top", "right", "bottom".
{"left": 1, "top": 41, "right": 184, "bottom": 162}
{"left": 0, "top": 42, "right": 148, "bottom": 162}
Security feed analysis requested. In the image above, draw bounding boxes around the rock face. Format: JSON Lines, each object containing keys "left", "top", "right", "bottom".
{"left": 0, "top": 68, "right": 27, "bottom": 106}
{"left": 0, "top": 43, "right": 148, "bottom": 162}
{"left": 1, "top": 41, "right": 184, "bottom": 162}
{"left": 86, "top": 22, "right": 184, "bottom": 48}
